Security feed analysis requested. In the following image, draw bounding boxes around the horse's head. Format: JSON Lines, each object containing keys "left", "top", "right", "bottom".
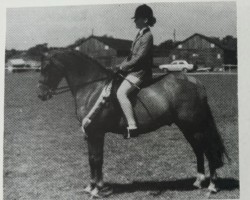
{"left": 37, "top": 52, "right": 64, "bottom": 101}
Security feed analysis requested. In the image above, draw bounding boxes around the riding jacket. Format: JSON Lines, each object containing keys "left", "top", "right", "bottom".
{"left": 119, "top": 27, "right": 153, "bottom": 80}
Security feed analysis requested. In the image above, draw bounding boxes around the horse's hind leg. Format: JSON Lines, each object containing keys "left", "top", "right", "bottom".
{"left": 192, "top": 135, "right": 219, "bottom": 193}
{"left": 187, "top": 133, "right": 206, "bottom": 189}
{"left": 192, "top": 147, "right": 206, "bottom": 188}
{"left": 208, "top": 163, "right": 218, "bottom": 193}
{"left": 177, "top": 124, "right": 206, "bottom": 189}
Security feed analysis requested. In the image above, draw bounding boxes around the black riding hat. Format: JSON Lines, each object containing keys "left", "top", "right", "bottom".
{"left": 132, "top": 4, "right": 154, "bottom": 20}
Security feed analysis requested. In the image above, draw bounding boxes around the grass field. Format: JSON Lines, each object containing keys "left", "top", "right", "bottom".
{"left": 4, "top": 72, "right": 239, "bottom": 199}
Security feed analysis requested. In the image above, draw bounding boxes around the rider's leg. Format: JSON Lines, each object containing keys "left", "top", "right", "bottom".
{"left": 117, "top": 74, "right": 142, "bottom": 129}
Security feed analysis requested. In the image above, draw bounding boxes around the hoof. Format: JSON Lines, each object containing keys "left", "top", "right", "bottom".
{"left": 193, "top": 180, "right": 202, "bottom": 189}
{"left": 90, "top": 187, "right": 101, "bottom": 198}
{"left": 193, "top": 173, "right": 205, "bottom": 189}
{"left": 90, "top": 185, "right": 113, "bottom": 198}
{"left": 208, "top": 183, "right": 218, "bottom": 193}
{"left": 83, "top": 184, "right": 95, "bottom": 194}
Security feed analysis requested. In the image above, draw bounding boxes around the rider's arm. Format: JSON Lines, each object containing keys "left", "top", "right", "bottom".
{"left": 119, "top": 33, "right": 153, "bottom": 71}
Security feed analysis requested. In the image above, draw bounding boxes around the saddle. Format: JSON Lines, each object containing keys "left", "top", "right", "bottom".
{"left": 111, "top": 72, "right": 166, "bottom": 99}
{"left": 81, "top": 72, "right": 167, "bottom": 133}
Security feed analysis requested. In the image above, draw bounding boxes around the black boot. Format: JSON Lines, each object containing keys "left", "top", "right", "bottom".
{"left": 124, "top": 128, "right": 139, "bottom": 139}
{"left": 130, "top": 128, "right": 139, "bottom": 138}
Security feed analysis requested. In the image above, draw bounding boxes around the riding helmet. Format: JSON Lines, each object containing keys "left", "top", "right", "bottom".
{"left": 132, "top": 4, "right": 156, "bottom": 26}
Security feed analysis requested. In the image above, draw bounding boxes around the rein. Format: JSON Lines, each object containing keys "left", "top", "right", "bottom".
{"left": 44, "top": 71, "right": 141, "bottom": 96}
{"left": 56, "top": 77, "right": 110, "bottom": 95}
{"left": 39, "top": 77, "right": 110, "bottom": 96}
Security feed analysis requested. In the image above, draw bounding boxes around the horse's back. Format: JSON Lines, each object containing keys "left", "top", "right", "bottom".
{"left": 133, "top": 72, "right": 207, "bottom": 128}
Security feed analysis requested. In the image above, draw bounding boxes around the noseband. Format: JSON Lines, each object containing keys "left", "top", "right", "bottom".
{"left": 38, "top": 80, "right": 55, "bottom": 96}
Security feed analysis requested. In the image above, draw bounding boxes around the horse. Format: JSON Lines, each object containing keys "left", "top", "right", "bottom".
{"left": 37, "top": 50, "right": 227, "bottom": 198}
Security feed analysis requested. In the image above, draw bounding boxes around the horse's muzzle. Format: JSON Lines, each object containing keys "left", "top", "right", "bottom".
{"left": 38, "top": 93, "right": 52, "bottom": 101}
{"left": 37, "top": 84, "right": 53, "bottom": 101}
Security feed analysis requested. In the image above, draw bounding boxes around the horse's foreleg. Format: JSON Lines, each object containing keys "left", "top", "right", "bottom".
{"left": 88, "top": 135, "right": 104, "bottom": 187}
{"left": 84, "top": 134, "right": 104, "bottom": 195}
{"left": 179, "top": 127, "right": 206, "bottom": 189}
{"left": 86, "top": 134, "right": 113, "bottom": 198}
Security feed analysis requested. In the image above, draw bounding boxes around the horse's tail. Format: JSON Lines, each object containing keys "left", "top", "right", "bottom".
{"left": 203, "top": 100, "right": 229, "bottom": 169}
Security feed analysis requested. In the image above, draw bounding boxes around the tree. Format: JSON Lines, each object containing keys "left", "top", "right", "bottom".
{"left": 221, "top": 35, "right": 233, "bottom": 44}
{"left": 27, "top": 43, "right": 48, "bottom": 57}
{"left": 158, "top": 39, "right": 181, "bottom": 50}
{"left": 74, "top": 38, "right": 86, "bottom": 46}
{"left": 102, "top": 34, "right": 114, "bottom": 38}
{"left": 5, "top": 49, "right": 18, "bottom": 62}
{"left": 220, "top": 35, "right": 237, "bottom": 50}
{"left": 158, "top": 39, "right": 174, "bottom": 49}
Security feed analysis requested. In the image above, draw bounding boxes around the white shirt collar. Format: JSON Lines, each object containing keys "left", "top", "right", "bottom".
{"left": 139, "top": 27, "right": 149, "bottom": 36}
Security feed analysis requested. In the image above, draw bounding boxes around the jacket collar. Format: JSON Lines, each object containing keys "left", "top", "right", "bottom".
{"left": 139, "top": 27, "right": 150, "bottom": 36}
{"left": 131, "top": 27, "right": 150, "bottom": 50}
{"left": 134, "top": 27, "right": 150, "bottom": 42}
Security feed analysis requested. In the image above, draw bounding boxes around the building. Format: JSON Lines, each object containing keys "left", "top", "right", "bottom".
{"left": 168, "top": 33, "right": 237, "bottom": 69}
{"left": 153, "top": 48, "right": 172, "bottom": 67}
{"left": 69, "top": 36, "right": 133, "bottom": 68}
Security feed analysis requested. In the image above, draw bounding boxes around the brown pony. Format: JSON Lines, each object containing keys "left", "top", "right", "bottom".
{"left": 37, "top": 50, "right": 226, "bottom": 198}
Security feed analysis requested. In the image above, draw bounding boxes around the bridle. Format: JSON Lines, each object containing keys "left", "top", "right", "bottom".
{"left": 38, "top": 80, "right": 55, "bottom": 96}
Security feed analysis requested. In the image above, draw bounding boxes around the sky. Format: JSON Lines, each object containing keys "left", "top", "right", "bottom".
{"left": 6, "top": 1, "right": 237, "bottom": 50}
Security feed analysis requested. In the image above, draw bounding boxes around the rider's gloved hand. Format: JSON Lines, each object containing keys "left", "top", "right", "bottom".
{"left": 113, "top": 66, "right": 123, "bottom": 77}
{"left": 113, "top": 66, "right": 120, "bottom": 73}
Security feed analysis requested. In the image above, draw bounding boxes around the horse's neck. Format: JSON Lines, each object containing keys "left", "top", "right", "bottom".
{"left": 63, "top": 61, "right": 110, "bottom": 96}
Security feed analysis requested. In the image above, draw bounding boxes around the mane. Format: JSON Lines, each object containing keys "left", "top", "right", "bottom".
{"left": 48, "top": 49, "right": 112, "bottom": 76}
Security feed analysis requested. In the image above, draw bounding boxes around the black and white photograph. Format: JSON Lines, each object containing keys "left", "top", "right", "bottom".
{"left": 2, "top": 0, "right": 244, "bottom": 199}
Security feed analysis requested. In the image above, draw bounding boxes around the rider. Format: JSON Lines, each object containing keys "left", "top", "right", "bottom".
{"left": 117, "top": 4, "right": 156, "bottom": 139}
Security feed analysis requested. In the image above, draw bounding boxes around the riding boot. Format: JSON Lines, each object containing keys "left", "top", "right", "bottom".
{"left": 129, "top": 128, "right": 139, "bottom": 138}
{"left": 124, "top": 128, "right": 139, "bottom": 139}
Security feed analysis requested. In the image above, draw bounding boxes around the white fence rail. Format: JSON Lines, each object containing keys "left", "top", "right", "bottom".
{"left": 222, "top": 64, "right": 237, "bottom": 72}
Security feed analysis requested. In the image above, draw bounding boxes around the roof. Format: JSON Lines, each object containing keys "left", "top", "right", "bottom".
{"left": 93, "top": 36, "right": 159, "bottom": 53}
{"left": 69, "top": 35, "right": 133, "bottom": 51}
{"left": 69, "top": 35, "right": 163, "bottom": 54}
{"left": 178, "top": 33, "right": 237, "bottom": 51}
{"left": 91, "top": 36, "right": 133, "bottom": 51}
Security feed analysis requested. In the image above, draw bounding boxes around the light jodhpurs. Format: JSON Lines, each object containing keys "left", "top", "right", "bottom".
{"left": 117, "top": 74, "right": 143, "bottom": 128}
